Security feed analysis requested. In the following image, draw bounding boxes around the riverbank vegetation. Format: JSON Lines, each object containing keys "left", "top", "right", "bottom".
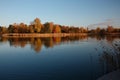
{"left": 0, "top": 18, "right": 120, "bottom": 36}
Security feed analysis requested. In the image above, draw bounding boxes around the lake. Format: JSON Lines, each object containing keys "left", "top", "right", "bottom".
{"left": 0, "top": 35, "right": 120, "bottom": 80}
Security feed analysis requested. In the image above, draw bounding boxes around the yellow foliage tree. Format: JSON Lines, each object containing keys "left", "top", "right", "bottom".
{"left": 33, "top": 18, "right": 42, "bottom": 33}
{"left": 53, "top": 25, "right": 61, "bottom": 33}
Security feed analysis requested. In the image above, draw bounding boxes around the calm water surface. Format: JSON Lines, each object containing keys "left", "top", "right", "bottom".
{"left": 0, "top": 35, "right": 120, "bottom": 80}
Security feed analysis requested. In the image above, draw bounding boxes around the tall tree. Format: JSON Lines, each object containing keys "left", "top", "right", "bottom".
{"left": 0, "top": 27, "right": 8, "bottom": 33}
{"left": 8, "top": 25, "right": 14, "bottom": 33}
{"left": 44, "top": 22, "right": 54, "bottom": 33}
{"left": 107, "top": 26, "right": 114, "bottom": 33}
{"left": 29, "top": 25, "right": 34, "bottom": 33}
{"left": 12, "top": 23, "right": 19, "bottom": 33}
{"left": 19, "top": 23, "right": 27, "bottom": 33}
{"left": 33, "top": 18, "right": 42, "bottom": 33}
{"left": 96, "top": 27, "right": 101, "bottom": 34}
{"left": 53, "top": 25, "right": 61, "bottom": 33}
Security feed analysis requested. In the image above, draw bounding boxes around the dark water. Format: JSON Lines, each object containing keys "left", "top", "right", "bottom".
{"left": 0, "top": 35, "right": 120, "bottom": 80}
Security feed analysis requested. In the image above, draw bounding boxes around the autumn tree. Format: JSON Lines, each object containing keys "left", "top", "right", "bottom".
{"left": 18, "top": 23, "right": 28, "bottom": 33}
{"left": 61, "top": 26, "right": 69, "bottom": 33}
{"left": 96, "top": 27, "right": 101, "bottom": 34}
{"left": 107, "top": 26, "right": 114, "bottom": 33}
{"left": 74, "top": 27, "right": 79, "bottom": 33}
{"left": 0, "top": 27, "right": 8, "bottom": 33}
{"left": 69, "top": 27, "right": 74, "bottom": 33}
{"left": 79, "top": 27, "right": 86, "bottom": 33}
{"left": 113, "top": 28, "right": 120, "bottom": 33}
{"left": 32, "top": 18, "right": 42, "bottom": 33}
{"left": 99, "top": 28, "right": 106, "bottom": 35}
{"left": 8, "top": 25, "right": 14, "bottom": 33}
{"left": 53, "top": 25, "right": 61, "bottom": 33}
{"left": 60, "top": 26, "right": 66, "bottom": 33}
{"left": 0, "top": 26, "right": 2, "bottom": 34}
{"left": 44, "top": 22, "right": 54, "bottom": 33}
{"left": 29, "top": 25, "right": 34, "bottom": 33}
{"left": 12, "top": 23, "right": 19, "bottom": 33}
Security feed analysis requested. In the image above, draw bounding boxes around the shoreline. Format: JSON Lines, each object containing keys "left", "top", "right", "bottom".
{"left": 1, "top": 33, "right": 120, "bottom": 38}
{"left": 2, "top": 33, "right": 88, "bottom": 37}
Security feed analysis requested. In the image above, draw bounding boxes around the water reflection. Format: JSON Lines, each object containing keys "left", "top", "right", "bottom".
{"left": 0, "top": 35, "right": 89, "bottom": 53}
{"left": 0, "top": 35, "right": 120, "bottom": 80}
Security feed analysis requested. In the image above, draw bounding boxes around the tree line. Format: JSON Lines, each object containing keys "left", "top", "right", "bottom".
{"left": 0, "top": 18, "right": 120, "bottom": 34}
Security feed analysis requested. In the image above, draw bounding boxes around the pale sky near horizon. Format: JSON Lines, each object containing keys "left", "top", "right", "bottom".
{"left": 0, "top": 0, "right": 120, "bottom": 28}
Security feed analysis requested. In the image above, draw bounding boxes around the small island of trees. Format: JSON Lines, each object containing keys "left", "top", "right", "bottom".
{"left": 0, "top": 18, "right": 120, "bottom": 37}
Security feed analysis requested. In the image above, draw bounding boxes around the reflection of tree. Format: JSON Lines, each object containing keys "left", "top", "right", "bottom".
{"left": 30, "top": 38, "right": 42, "bottom": 53}
{"left": 42, "top": 37, "right": 54, "bottom": 48}
{"left": 89, "top": 35, "right": 105, "bottom": 41}
{"left": 9, "top": 38, "right": 28, "bottom": 48}
{"left": 33, "top": 38, "right": 42, "bottom": 53}
{"left": 53, "top": 37, "right": 61, "bottom": 45}
{"left": 61, "top": 35, "right": 88, "bottom": 43}
{"left": 106, "top": 36, "right": 114, "bottom": 43}
{"left": 3, "top": 35, "right": 117, "bottom": 53}
{"left": 106, "top": 35, "right": 120, "bottom": 44}
{"left": 2, "top": 35, "right": 88, "bottom": 52}
{"left": 0, "top": 37, "right": 8, "bottom": 43}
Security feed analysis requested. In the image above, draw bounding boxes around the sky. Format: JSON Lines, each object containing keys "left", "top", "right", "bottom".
{"left": 0, "top": 0, "right": 120, "bottom": 28}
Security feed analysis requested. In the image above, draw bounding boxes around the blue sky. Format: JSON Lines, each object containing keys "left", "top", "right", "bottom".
{"left": 0, "top": 0, "right": 120, "bottom": 28}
